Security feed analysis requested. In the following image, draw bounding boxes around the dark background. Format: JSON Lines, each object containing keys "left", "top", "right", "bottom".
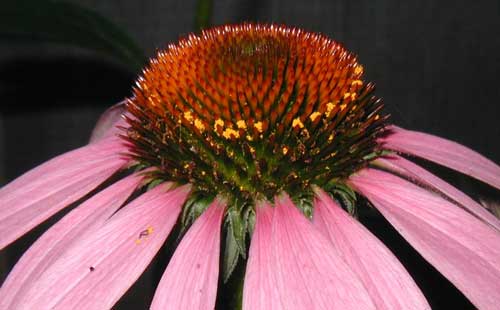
{"left": 1, "top": 0, "right": 499, "bottom": 309}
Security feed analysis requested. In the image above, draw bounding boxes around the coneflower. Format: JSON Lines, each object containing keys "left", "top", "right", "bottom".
{"left": 1, "top": 23, "right": 499, "bottom": 309}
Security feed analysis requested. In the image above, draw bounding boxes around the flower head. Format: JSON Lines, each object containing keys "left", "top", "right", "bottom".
{"left": 125, "top": 24, "right": 384, "bottom": 207}
{"left": 1, "top": 23, "right": 499, "bottom": 309}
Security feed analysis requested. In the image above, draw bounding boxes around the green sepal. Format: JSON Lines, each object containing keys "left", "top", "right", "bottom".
{"left": 363, "top": 149, "right": 392, "bottom": 161}
{"left": 329, "top": 183, "right": 358, "bottom": 216}
{"left": 229, "top": 207, "right": 247, "bottom": 257}
{"left": 246, "top": 208, "right": 256, "bottom": 237}
{"left": 146, "top": 178, "right": 164, "bottom": 191}
{"left": 292, "top": 190, "right": 314, "bottom": 219}
{"left": 222, "top": 220, "right": 242, "bottom": 283}
{"left": 222, "top": 203, "right": 252, "bottom": 282}
{"left": 180, "top": 191, "right": 214, "bottom": 234}
{"left": 131, "top": 162, "right": 149, "bottom": 173}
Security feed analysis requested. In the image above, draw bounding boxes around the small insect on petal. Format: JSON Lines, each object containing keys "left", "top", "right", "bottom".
{"left": 135, "top": 226, "right": 154, "bottom": 245}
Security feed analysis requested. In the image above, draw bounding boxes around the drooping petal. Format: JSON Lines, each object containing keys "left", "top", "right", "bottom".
{"left": 270, "top": 194, "right": 376, "bottom": 310}
{"left": 350, "top": 168, "right": 500, "bottom": 310}
{"left": 313, "top": 189, "right": 430, "bottom": 309}
{"left": 375, "top": 155, "right": 500, "bottom": 231}
{"left": 0, "top": 137, "right": 129, "bottom": 250}
{"left": 150, "top": 199, "right": 225, "bottom": 310}
{"left": 9, "top": 183, "right": 190, "bottom": 310}
{"left": 380, "top": 125, "right": 500, "bottom": 189}
{"left": 243, "top": 202, "right": 283, "bottom": 310}
{"left": 0, "top": 173, "right": 143, "bottom": 309}
{"left": 89, "top": 101, "right": 128, "bottom": 143}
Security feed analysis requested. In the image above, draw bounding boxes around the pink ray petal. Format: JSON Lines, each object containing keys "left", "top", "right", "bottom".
{"left": 9, "top": 183, "right": 190, "bottom": 310}
{"left": 375, "top": 155, "right": 500, "bottom": 231}
{"left": 380, "top": 125, "right": 500, "bottom": 189}
{"left": 0, "top": 137, "right": 125, "bottom": 198}
{"left": 313, "top": 189, "right": 430, "bottom": 309}
{"left": 0, "top": 173, "right": 143, "bottom": 309}
{"left": 0, "top": 138, "right": 128, "bottom": 249}
{"left": 89, "top": 101, "right": 128, "bottom": 143}
{"left": 150, "top": 199, "right": 225, "bottom": 310}
{"left": 243, "top": 202, "right": 283, "bottom": 310}
{"left": 270, "top": 194, "right": 376, "bottom": 310}
{"left": 350, "top": 168, "right": 500, "bottom": 310}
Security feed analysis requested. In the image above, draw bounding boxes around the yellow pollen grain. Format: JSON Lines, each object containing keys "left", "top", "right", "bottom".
{"left": 201, "top": 171, "right": 206, "bottom": 176}
{"left": 352, "top": 80, "right": 363, "bottom": 86}
{"left": 309, "top": 111, "right": 321, "bottom": 122}
{"left": 292, "top": 118, "right": 304, "bottom": 129}
{"left": 282, "top": 146, "right": 289, "bottom": 155}
{"left": 183, "top": 111, "right": 194, "bottom": 123}
{"left": 249, "top": 146, "right": 255, "bottom": 153}
{"left": 183, "top": 163, "right": 190, "bottom": 169}
{"left": 328, "top": 134, "right": 334, "bottom": 141}
{"left": 246, "top": 134, "right": 253, "bottom": 141}
{"left": 254, "top": 121, "right": 263, "bottom": 133}
{"left": 194, "top": 118, "right": 205, "bottom": 132}
{"left": 340, "top": 103, "right": 347, "bottom": 111}
{"left": 325, "top": 102, "right": 336, "bottom": 117}
{"left": 236, "top": 120, "right": 247, "bottom": 129}
{"left": 354, "top": 65, "right": 364, "bottom": 75}
{"left": 343, "top": 92, "right": 352, "bottom": 99}
{"left": 214, "top": 118, "right": 224, "bottom": 130}
{"left": 375, "top": 114, "right": 380, "bottom": 120}
{"left": 222, "top": 128, "right": 240, "bottom": 139}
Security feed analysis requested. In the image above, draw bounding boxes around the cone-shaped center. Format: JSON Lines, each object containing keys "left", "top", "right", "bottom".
{"left": 125, "top": 24, "right": 385, "bottom": 205}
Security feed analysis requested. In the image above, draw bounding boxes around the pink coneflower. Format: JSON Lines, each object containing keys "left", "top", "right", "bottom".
{"left": 1, "top": 23, "right": 499, "bottom": 309}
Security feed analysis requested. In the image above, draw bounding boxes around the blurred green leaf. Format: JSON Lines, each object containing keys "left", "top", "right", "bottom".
{"left": 0, "top": 0, "right": 146, "bottom": 72}
{"left": 195, "top": 0, "right": 212, "bottom": 30}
